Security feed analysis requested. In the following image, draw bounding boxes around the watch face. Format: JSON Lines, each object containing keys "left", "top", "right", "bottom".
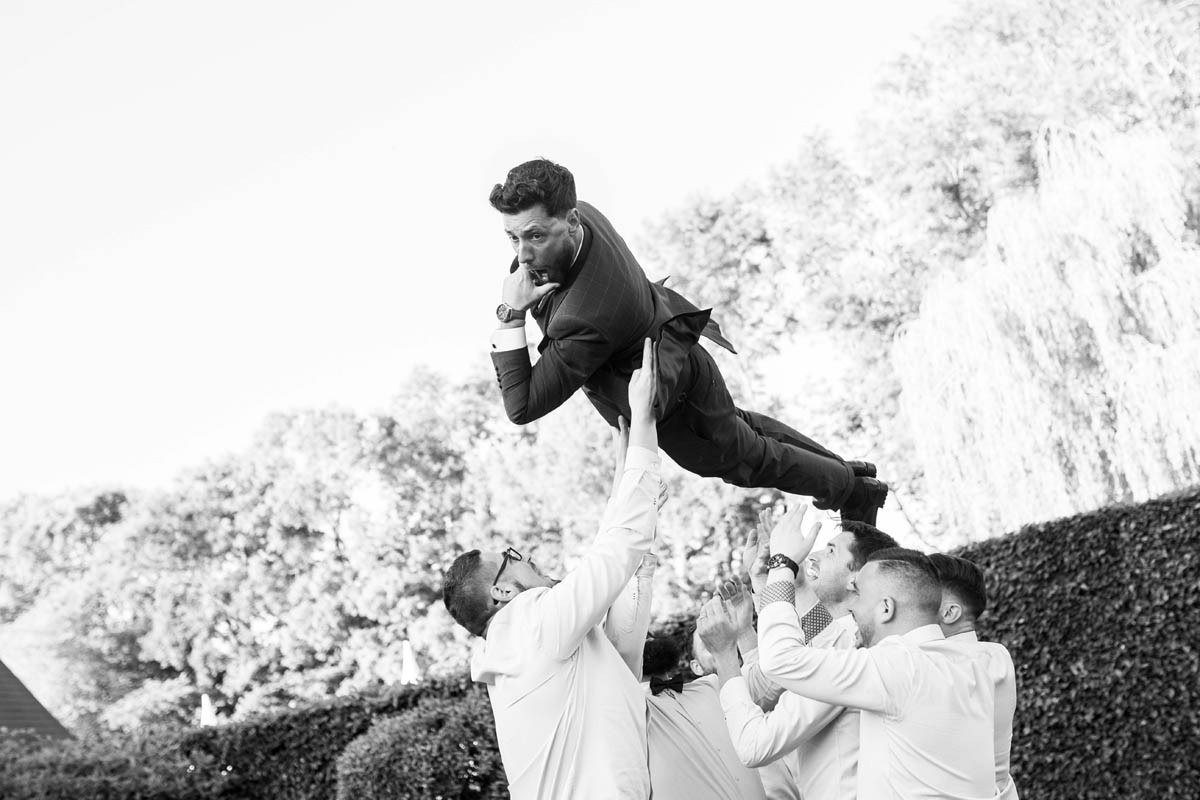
{"left": 496, "top": 303, "right": 511, "bottom": 322}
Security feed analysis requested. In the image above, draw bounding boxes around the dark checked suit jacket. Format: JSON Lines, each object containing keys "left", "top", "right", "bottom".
{"left": 492, "top": 201, "right": 735, "bottom": 426}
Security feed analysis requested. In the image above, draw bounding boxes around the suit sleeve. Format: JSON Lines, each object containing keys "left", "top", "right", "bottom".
{"left": 491, "top": 316, "right": 615, "bottom": 424}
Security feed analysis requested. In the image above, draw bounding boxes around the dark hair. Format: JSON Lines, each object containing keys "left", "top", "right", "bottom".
{"left": 929, "top": 553, "right": 988, "bottom": 620}
{"left": 442, "top": 550, "right": 495, "bottom": 637}
{"left": 642, "top": 637, "right": 684, "bottom": 678}
{"left": 866, "top": 547, "right": 943, "bottom": 617}
{"left": 489, "top": 158, "right": 577, "bottom": 217}
{"left": 842, "top": 520, "right": 900, "bottom": 570}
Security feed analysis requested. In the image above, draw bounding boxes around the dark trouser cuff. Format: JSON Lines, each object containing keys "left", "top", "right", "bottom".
{"left": 813, "top": 459, "right": 856, "bottom": 510}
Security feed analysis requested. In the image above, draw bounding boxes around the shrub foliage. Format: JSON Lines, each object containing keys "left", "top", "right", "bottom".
{"left": 961, "top": 488, "right": 1200, "bottom": 798}
{"left": 177, "top": 675, "right": 476, "bottom": 800}
{"left": 0, "top": 726, "right": 229, "bottom": 800}
{"left": 2, "top": 490, "right": 1197, "bottom": 798}
{"left": 335, "top": 687, "right": 506, "bottom": 800}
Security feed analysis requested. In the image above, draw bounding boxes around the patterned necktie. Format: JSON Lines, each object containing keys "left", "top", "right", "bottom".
{"left": 801, "top": 603, "right": 834, "bottom": 644}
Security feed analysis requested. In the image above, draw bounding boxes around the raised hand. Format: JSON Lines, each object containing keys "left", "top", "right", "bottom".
{"left": 768, "top": 502, "right": 824, "bottom": 567}
{"left": 627, "top": 338, "right": 658, "bottom": 423}
{"left": 501, "top": 266, "right": 559, "bottom": 313}
{"left": 696, "top": 596, "right": 740, "bottom": 655}
{"left": 740, "top": 509, "right": 773, "bottom": 593}
{"left": 716, "top": 578, "right": 754, "bottom": 635}
{"left": 626, "top": 338, "right": 659, "bottom": 452}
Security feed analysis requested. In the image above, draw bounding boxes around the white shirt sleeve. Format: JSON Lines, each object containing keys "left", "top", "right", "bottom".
{"left": 719, "top": 676, "right": 846, "bottom": 768}
{"left": 603, "top": 554, "right": 657, "bottom": 678}
{"left": 740, "top": 660, "right": 786, "bottom": 711}
{"left": 758, "top": 601, "right": 907, "bottom": 714}
{"left": 531, "top": 445, "right": 661, "bottom": 660}
{"left": 491, "top": 326, "right": 528, "bottom": 352}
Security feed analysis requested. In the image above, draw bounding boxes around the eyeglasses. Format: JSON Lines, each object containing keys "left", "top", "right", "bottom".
{"left": 492, "top": 547, "right": 523, "bottom": 597}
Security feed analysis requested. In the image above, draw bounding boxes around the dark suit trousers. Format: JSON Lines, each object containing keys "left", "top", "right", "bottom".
{"left": 641, "top": 345, "right": 855, "bottom": 507}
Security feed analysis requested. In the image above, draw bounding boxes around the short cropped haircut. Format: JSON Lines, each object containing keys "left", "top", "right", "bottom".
{"left": 866, "top": 547, "right": 943, "bottom": 617}
{"left": 489, "top": 158, "right": 577, "bottom": 217}
{"left": 443, "top": 550, "right": 495, "bottom": 637}
{"left": 643, "top": 637, "right": 684, "bottom": 678}
{"left": 842, "top": 520, "right": 900, "bottom": 570}
{"left": 929, "top": 553, "right": 988, "bottom": 620}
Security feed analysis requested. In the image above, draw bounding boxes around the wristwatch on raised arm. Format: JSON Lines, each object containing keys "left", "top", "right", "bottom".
{"left": 495, "top": 302, "right": 524, "bottom": 323}
{"left": 766, "top": 553, "right": 800, "bottom": 577}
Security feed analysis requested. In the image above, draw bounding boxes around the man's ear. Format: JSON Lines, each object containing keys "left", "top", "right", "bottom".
{"left": 941, "top": 601, "right": 963, "bottom": 626}
{"left": 490, "top": 583, "right": 518, "bottom": 605}
{"left": 565, "top": 207, "right": 580, "bottom": 230}
{"left": 689, "top": 659, "right": 704, "bottom": 677}
{"left": 879, "top": 596, "right": 896, "bottom": 624}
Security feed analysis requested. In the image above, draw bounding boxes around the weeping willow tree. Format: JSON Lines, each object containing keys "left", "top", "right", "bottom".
{"left": 895, "top": 126, "right": 1200, "bottom": 536}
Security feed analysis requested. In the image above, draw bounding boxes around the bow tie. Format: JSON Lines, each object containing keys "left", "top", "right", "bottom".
{"left": 649, "top": 676, "right": 688, "bottom": 696}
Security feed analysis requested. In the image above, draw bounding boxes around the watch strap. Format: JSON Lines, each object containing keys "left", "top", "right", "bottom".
{"left": 767, "top": 553, "right": 800, "bottom": 576}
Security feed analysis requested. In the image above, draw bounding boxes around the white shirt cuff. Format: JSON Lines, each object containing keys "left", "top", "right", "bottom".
{"left": 622, "top": 445, "right": 660, "bottom": 471}
{"left": 491, "top": 326, "right": 527, "bottom": 352}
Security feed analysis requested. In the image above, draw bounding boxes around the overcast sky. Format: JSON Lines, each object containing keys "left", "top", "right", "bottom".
{"left": 0, "top": 0, "right": 957, "bottom": 500}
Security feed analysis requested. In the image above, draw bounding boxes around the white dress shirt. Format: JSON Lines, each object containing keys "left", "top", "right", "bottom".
{"left": 644, "top": 675, "right": 767, "bottom": 800}
{"left": 471, "top": 446, "right": 661, "bottom": 800}
{"left": 945, "top": 630, "right": 1019, "bottom": 799}
{"left": 721, "top": 613, "right": 860, "bottom": 799}
{"left": 759, "top": 599, "right": 997, "bottom": 800}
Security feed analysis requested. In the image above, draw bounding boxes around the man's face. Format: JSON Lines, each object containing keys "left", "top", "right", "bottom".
{"left": 690, "top": 629, "right": 715, "bottom": 676}
{"left": 501, "top": 204, "right": 579, "bottom": 286}
{"left": 847, "top": 561, "right": 887, "bottom": 647}
{"left": 484, "top": 548, "right": 557, "bottom": 599}
{"left": 808, "top": 530, "right": 857, "bottom": 605}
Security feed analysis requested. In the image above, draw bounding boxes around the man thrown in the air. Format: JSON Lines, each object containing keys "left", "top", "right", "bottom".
{"left": 488, "top": 158, "right": 887, "bottom": 523}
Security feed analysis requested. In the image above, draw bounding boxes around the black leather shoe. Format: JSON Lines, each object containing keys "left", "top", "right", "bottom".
{"left": 846, "top": 461, "right": 877, "bottom": 478}
{"left": 840, "top": 477, "right": 888, "bottom": 526}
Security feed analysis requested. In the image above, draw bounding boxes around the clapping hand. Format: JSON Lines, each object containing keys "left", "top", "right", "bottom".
{"left": 696, "top": 596, "right": 740, "bottom": 655}
{"left": 768, "top": 502, "right": 824, "bottom": 567}
{"left": 716, "top": 578, "right": 754, "bottom": 635}
{"left": 740, "top": 509, "right": 774, "bottom": 602}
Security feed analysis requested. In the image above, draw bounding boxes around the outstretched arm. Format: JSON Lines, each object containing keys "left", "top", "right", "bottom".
{"left": 532, "top": 339, "right": 661, "bottom": 659}
{"left": 604, "top": 554, "right": 657, "bottom": 678}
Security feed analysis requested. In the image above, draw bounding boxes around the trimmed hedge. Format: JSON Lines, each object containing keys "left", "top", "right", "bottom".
{"left": 1, "top": 490, "right": 1196, "bottom": 798}
{"left": 176, "top": 675, "right": 477, "bottom": 800}
{"left": 0, "top": 726, "right": 229, "bottom": 799}
{"left": 958, "top": 488, "right": 1200, "bottom": 798}
{"left": 335, "top": 687, "right": 507, "bottom": 800}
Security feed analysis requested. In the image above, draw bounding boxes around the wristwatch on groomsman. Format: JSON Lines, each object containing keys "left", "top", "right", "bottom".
{"left": 495, "top": 302, "right": 525, "bottom": 323}
{"left": 766, "top": 553, "right": 800, "bottom": 577}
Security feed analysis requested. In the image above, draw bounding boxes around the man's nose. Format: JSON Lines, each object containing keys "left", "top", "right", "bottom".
{"left": 517, "top": 241, "right": 535, "bottom": 264}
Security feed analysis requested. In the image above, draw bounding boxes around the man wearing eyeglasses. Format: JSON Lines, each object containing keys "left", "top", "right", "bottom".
{"left": 443, "top": 338, "right": 662, "bottom": 800}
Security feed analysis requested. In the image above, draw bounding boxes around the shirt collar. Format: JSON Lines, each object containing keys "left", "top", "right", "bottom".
{"left": 876, "top": 623, "right": 945, "bottom": 647}
{"left": 903, "top": 623, "right": 946, "bottom": 644}
{"left": 569, "top": 223, "right": 586, "bottom": 267}
{"left": 948, "top": 629, "right": 979, "bottom": 642}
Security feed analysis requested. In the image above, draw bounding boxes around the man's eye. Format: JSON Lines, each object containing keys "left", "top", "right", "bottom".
{"left": 531, "top": 234, "right": 545, "bottom": 241}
